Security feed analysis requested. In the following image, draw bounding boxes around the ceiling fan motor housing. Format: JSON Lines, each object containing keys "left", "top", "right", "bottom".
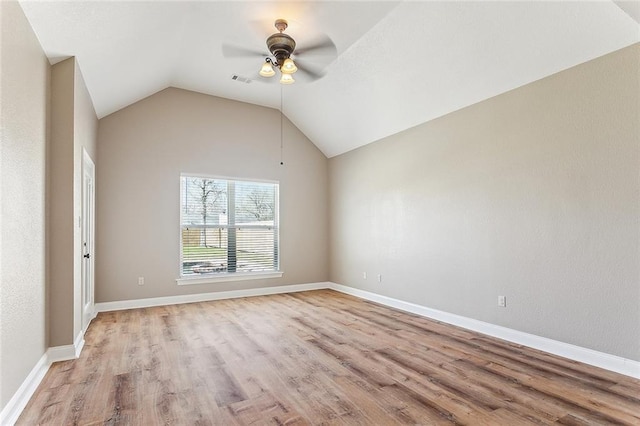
{"left": 267, "top": 32, "right": 296, "bottom": 66}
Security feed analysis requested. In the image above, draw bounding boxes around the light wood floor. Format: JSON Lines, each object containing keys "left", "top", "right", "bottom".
{"left": 18, "top": 290, "right": 640, "bottom": 425}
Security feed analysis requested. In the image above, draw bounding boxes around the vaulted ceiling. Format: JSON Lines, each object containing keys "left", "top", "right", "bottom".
{"left": 19, "top": 1, "right": 640, "bottom": 158}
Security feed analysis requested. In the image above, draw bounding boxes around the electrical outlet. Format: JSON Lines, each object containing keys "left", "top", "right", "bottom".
{"left": 498, "top": 295, "right": 506, "bottom": 307}
{"left": 138, "top": 277, "right": 145, "bottom": 286}
{"left": 377, "top": 274, "right": 382, "bottom": 283}
{"left": 363, "top": 272, "right": 367, "bottom": 279}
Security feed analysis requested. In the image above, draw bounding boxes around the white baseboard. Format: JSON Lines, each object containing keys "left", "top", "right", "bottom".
{"left": 329, "top": 282, "right": 640, "bottom": 379}
{"left": 0, "top": 353, "right": 49, "bottom": 426}
{"left": 82, "top": 305, "right": 98, "bottom": 336}
{"left": 46, "top": 331, "right": 86, "bottom": 363}
{"left": 1, "top": 325, "right": 88, "bottom": 425}
{"left": 94, "top": 282, "right": 330, "bottom": 313}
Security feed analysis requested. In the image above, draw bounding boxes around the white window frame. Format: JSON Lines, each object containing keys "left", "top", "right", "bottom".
{"left": 176, "top": 173, "right": 283, "bottom": 285}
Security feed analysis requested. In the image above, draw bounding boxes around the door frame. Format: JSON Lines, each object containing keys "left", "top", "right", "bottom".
{"left": 81, "top": 148, "right": 96, "bottom": 331}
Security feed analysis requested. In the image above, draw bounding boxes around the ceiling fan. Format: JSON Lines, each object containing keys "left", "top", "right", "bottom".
{"left": 222, "top": 19, "right": 337, "bottom": 84}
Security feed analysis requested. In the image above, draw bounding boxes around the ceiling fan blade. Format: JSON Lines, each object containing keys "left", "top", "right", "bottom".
{"left": 222, "top": 44, "right": 266, "bottom": 58}
{"left": 294, "top": 59, "right": 327, "bottom": 81}
{"left": 294, "top": 35, "right": 337, "bottom": 57}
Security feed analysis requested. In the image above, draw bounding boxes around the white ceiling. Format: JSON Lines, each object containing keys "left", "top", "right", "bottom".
{"left": 19, "top": 1, "right": 640, "bottom": 158}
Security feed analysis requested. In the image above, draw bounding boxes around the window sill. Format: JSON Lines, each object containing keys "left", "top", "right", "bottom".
{"left": 176, "top": 271, "right": 283, "bottom": 286}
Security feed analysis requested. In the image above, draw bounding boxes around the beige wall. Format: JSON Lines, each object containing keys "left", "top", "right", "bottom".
{"left": 73, "top": 61, "right": 98, "bottom": 339}
{"left": 329, "top": 44, "right": 640, "bottom": 361}
{"left": 49, "top": 58, "right": 75, "bottom": 347}
{"left": 0, "top": 0, "right": 49, "bottom": 409}
{"left": 49, "top": 57, "right": 98, "bottom": 347}
{"left": 96, "top": 88, "right": 328, "bottom": 302}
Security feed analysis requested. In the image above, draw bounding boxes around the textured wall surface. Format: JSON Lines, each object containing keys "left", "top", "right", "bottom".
{"left": 96, "top": 88, "right": 329, "bottom": 302}
{"left": 0, "top": 0, "right": 49, "bottom": 409}
{"left": 329, "top": 44, "right": 640, "bottom": 361}
{"left": 48, "top": 58, "right": 75, "bottom": 347}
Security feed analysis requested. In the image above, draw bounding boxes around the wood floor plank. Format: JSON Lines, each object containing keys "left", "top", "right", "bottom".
{"left": 17, "top": 289, "right": 640, "bottom": 425}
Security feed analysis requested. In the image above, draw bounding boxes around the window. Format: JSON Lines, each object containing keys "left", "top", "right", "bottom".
{"left": 179, "top": 175, "right": 280, "bottom": 283}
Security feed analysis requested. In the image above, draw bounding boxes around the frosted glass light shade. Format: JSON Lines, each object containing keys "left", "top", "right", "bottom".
{"left": 281, "top": 58, "right": 298, "bottom": 74}
{"left": 259, "top": 61, "right": 275, "bottom": 77}
{"left": 280, "top": 73, "right": 295, "bottom": 84}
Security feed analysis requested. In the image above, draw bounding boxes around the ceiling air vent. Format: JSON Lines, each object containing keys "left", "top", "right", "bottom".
{"left": 231, "top": 74, "right": 252, "bottom": 84}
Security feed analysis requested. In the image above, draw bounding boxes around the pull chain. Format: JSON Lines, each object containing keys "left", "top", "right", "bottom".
{"left": 280, "top": 85, "right": 284, "bottom": 166}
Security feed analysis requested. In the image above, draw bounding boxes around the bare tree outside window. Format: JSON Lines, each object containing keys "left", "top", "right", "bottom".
{"left": 189, "top": 178, "right": 226, "bottom": 247}
{"left": 239, "top": 187, "right": 275, "bottom": 222}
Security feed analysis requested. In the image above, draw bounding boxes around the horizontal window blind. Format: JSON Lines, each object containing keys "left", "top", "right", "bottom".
{"left": 180, "top": 176, "right": 279, "bottom": 277}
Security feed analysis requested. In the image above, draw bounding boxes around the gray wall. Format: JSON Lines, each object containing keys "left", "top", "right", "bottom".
{"left": 329, "top": 44, "right": 640, "bottom": 361}
{"left": 96, "top": 88, "right": 328, "bottom": 302}
{"left": 0, "top": 0, "right": 49, "bottom": 409}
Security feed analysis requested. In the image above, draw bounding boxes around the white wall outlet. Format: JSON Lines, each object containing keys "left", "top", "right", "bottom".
{"left": 377, "top": 274, "right": 382, "bottom": 283}
{"left": 498, "top": 295, "right": 506, "bottom": 307}
{"left": 138, "top": 276, "right": 145, "bottom": 286}
{"left": 363, "top": 272, "right": 367, "bottom": 279}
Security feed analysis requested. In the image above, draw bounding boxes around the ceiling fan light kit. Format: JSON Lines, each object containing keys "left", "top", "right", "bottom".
{"left": 262, "top": 19, "right": 299, "bottom": 84}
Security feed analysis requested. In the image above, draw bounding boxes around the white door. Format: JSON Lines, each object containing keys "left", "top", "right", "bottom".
{"left": 82, "top": 150, "right": 95, "bottom": 330}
